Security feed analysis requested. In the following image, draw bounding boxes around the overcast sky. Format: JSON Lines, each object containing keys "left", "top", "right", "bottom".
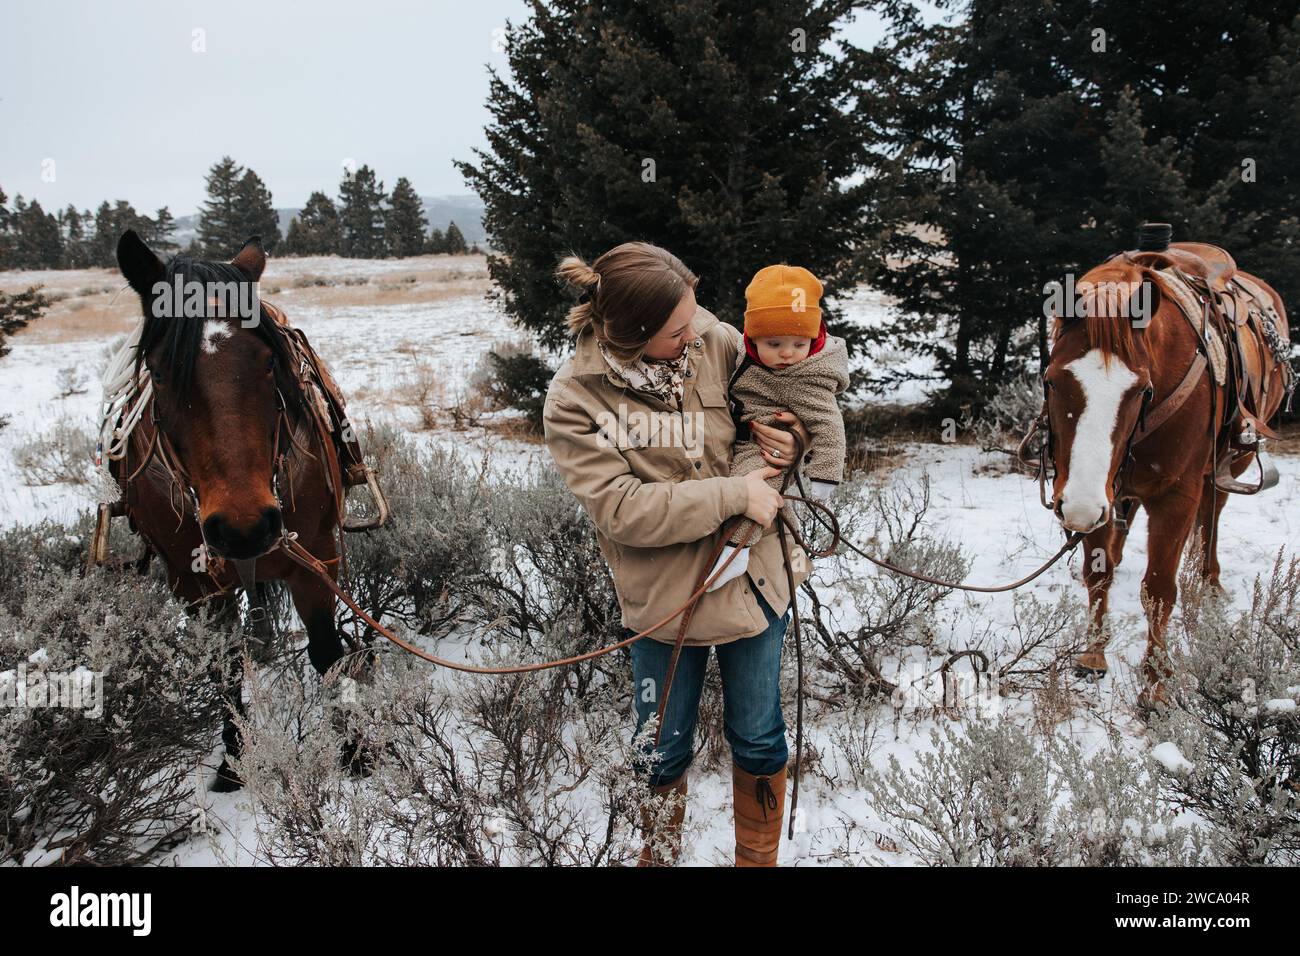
{"left": 1, "top": 1, "right": 893, "bottom": 217}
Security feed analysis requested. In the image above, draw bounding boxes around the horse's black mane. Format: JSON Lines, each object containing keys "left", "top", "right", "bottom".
{"left": 135, "top": 255, "right": 298, "bottom": 398}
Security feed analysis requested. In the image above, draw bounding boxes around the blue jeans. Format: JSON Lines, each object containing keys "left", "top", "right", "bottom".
{"left": 625, "top": 588, "right": 790, "bottom": 787}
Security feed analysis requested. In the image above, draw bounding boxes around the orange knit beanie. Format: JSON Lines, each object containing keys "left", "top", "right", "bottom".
{"left": 743, "top": 264, "right": 823, "bottom": 339}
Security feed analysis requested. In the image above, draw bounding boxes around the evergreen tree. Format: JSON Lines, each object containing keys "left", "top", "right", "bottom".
{"left": 198, "top": 155, "right": 246, "bottom": 257}
{"left": 89, "top": 200, "right": 117, "bottom": 267}
{"left": 338, "top": 165, "right": 386, "bottom": 258}
{"left": 84, "top": 200, "right": 150, "bottom": 267}
{"left": 385, "top": 177, "right": 428, "bottom": 257}
{"left": 864, "top": 0, "right": 1300, "bottom": 406}
{"left": 0, "top": 287, "right": 49, "bottom": 359}
{"left": 11, "top": 198, "right": 64, "bottom": 269}
{"left": 59, "top": 205, "right": 90, "bottom": 268}
{"left": 457, "top": 0, "right": 875, "bottom": 354}
{"left": 424, "top": 226, "right": 447, "bottom": 254}
{"left": 0, "top": 186, "right": 12, "bottom": 268}
{"left": 234, "top": 169, "right": 282, "bottom": 252}
{"left": 443, "top": 220, "right": 468, "bottom": 255}
{"left": 284, "top": 190, "right": 343, "bottom": 256}
{"left": 151, "top": 206, "right": 178, "bottom": 253}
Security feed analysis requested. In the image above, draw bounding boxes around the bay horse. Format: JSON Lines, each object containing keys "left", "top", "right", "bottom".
{"left": 1039, "top": 242, "right": 1291, "bottom": 711}
{"left": 112, "top": 230, "right": 361, "bottom": 790}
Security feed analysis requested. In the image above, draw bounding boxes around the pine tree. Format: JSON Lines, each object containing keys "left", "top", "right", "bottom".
{"left": 151, "top": 206, "right": 178, "bottom": 253}
{"left": 385, "top": 177, "right": 428, "bottom": 257}
{"left": 456, "top": 0, "right": 875, "bottom": 354}
{"left": 198, "top": 156, "right": 246, "bottom": 257}
{"left": 443, "top": 220, "right": 468, "bottom": 255}
{"left": 338, "top": 165, "right": 386, "bottom": 258}
{"left": 0, "top": 287, "right": 49, "bottom": 360}
{"left": 11, "top": 198, "right": 64, "bottom": 269}
{"left": 59, "top": 205, "right": 90, "bottom": 268}
{"left": 424, "top": 226, "right": 447, "bottom": 254}
{"left": 89, "top": 201, "right": 117, "bottom": 267}
{"left": 83, "top": 200, "right": 150, "bottom": 266}
{"left": 0, "top": 186, "right": 12, "bottom": 268}
{"left": 234, "top": 169, "right": 282, "bottom": 252}
{"left": 284, "top": 191, "right": 343, "bottom": 256}
{"left": 864, "top": 0, "right": 1300, "bottom": 406}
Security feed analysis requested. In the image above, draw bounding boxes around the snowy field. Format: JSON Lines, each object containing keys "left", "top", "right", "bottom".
{"left": 1, "top": 254, "right": 1294, "bottom": 866}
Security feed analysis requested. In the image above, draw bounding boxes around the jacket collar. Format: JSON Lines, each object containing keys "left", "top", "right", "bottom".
{"left": 569, "top": 306, "right": 719, "bottom": 381}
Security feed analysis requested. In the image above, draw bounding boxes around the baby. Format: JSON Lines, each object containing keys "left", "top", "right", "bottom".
{"left": 707, "top": 264, "right": 849, "bottom": 592}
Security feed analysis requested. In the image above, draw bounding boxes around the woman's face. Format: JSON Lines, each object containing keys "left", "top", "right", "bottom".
{"left": 640, "top": 287, "right": 698, "bottom": 361}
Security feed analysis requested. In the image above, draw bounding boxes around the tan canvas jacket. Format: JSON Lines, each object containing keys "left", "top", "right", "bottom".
{"left": 542, "top": 306, "right": 812, "bottom": 647}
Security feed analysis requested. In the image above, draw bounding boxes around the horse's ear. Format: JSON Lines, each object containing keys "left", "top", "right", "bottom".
{"left": 1136, "top": 269, "right": 1163, "bottom": 329}
{"left": 116, "top": 229, "right": 165, "bottom": 297}
{"left": 231, "top": 236, "right": 266, "bottom": 281}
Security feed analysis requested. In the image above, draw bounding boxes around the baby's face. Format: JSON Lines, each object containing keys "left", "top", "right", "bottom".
{"left": 755, "top": 335, "right": 812, "bottom": 369}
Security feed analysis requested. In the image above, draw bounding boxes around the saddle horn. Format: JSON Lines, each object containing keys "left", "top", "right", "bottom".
{"left": 1137, "top": 222, "right": 1172, "bottom": 252}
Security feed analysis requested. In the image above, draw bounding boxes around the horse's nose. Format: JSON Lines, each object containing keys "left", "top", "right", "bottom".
{"left": 202, "top": 506, "right": 283, "bottom": 559}
{"left": 1058, "top": 498, "right": 1109, "bottom": 533}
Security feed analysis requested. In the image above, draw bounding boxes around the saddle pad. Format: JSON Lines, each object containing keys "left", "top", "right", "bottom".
{"left": 1204, "top": 325, "right": 1228, "bottom": 386}
{"left": 1157, "top": 268, "right": 1227, "bottom": 385}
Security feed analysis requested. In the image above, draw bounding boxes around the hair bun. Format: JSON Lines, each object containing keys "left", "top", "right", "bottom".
{"left": 556, "top": 254, "right": 601, "bottom": 294}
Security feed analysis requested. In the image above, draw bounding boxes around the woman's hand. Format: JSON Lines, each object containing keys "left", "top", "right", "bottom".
{"left": 750, "top": 410, "right": 812, "bottom": 469}
{"left": 742, "top": 467, "right": 784, "bottom": 527}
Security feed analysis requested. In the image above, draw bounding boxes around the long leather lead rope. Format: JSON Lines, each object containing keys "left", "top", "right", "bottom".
{"left": 276, "top": 517, "right": 761, "bottom": 676}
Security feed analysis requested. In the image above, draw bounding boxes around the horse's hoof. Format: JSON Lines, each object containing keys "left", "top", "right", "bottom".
{"left": 1074, "top": 651, "right": 1109, "bottom": 681}
{"left": 211, "top": 759, "right": 244, "bottom": 792}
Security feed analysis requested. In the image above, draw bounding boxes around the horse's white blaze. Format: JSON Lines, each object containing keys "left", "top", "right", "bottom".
{"left": 201, "top": 320, "right": 231, "bottom": 354}
{"left": 1060, "top": 349, "right": 1137, "bottom": 531}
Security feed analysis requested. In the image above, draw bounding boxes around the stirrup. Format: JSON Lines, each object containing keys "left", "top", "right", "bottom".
{"left": 342, "top": 467, "right": 391, "bottom": 532}
{"left": 1213, "top": 441, "right": 1279, "bottom": 495}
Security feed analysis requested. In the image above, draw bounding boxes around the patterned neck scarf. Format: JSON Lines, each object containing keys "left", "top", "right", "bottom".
{"left": 597, "top": 339, "right": 690, "bottom": 411}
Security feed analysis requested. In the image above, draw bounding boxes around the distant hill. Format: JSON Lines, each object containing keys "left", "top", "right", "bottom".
{"left": 170, "top": 194, "right": 487, "bottom": 251}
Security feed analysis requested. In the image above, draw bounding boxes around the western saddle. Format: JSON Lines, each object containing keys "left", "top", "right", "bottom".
{"left": 1121, "top": 230, "right": 1295, "bottom": 494}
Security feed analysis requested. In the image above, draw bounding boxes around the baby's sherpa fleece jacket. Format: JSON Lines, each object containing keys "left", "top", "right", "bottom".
{"left": 725, "top": 333, "right": 850, "bottom": 547}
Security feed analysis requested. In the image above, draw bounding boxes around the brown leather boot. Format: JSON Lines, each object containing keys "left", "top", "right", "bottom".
{"left": 637, "top": 772, "right": 688, "bottom": 867}
{"left": 732, "top": 763, "right": 786, "bottom": 867}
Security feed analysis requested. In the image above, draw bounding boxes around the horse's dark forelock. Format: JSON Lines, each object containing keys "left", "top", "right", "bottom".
{"left": 135, "top": 255, "right": 298, "bottom": 399}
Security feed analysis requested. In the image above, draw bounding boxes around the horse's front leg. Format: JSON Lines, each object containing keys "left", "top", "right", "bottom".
{"left": 1138, "top": 485, "right": 1202, "bottom": 711}
{"left": 191, "top": 592, "right": 245, "bottom": 793}
{"left": 286, "top": 565, "right": 372, "bottom": 776}
{"left": 1075, "top": 522, "right": 1126, "bottom": 677}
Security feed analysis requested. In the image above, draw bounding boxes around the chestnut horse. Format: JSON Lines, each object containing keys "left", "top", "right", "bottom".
{"left": 1041, "top": 251, "right": 1290, "bottom": 710}
{"left": 113, "top": 230, "right": 357, "bottom": 790}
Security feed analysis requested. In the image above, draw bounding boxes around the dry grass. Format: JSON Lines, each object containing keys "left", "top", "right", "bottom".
{"left": 0, "top": 255, "right": 492, "bottom": 346}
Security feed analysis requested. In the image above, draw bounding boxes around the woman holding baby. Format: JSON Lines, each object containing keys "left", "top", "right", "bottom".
{"left": 541, "top": 241, "right": 848, "bottom": 867}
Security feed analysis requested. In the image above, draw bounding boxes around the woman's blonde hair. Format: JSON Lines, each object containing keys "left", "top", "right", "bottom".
{"left": 556, "top": 241, "right": 698, "bottom": 362}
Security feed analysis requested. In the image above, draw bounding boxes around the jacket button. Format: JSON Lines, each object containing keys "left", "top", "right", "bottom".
{"left": 693, "top": 461, "right": 701, "bottom": 469}
{"left": 693, "top": 339, "right": 702, "bottom": 348}
{"left": 757, "top": 577, "right": 765, "bottom": 586}
{"left": 685, "top": 368, "right": 693, "bottom": 377}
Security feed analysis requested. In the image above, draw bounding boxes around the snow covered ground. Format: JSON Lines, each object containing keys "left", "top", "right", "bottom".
{"left": 1, "top": 254, "right": 1294, "bottom": 866}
